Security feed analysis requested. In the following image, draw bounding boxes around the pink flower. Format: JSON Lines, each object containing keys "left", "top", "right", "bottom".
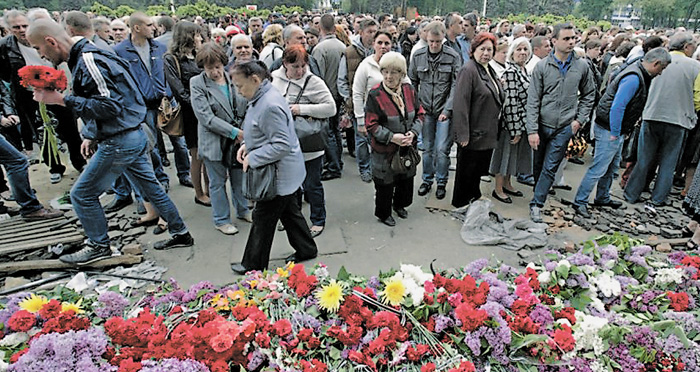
{"left": 210, "top": 333, "right": 233, "bottom": 352}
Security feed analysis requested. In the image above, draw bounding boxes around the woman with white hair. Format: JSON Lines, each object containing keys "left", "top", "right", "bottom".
{"left": 489, "top": 36, "right": 532, "bottom": 203}
{"left": 364, "top": 52, "right": 424, "bottom": 226}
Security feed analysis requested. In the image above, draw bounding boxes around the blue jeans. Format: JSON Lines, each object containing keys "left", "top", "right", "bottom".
{"left": 574, "top": 125, "right": 624, "bottom": 207}
{"left": 112, "top": 111, "right": 169, "bottom": 199}
{"left": 0, "top": 133, "right": 41, "bottom": 215}
{"left": 531, "top": 125, "right": 574, "bottom": 207}
{"left": 353, "top": 118, "right": 371, "bottom": 175}
{"left": 323, "top": 100, "right": 343, "bottom": 176}
{"left": 71, "top": 127, "right": 187, "bottom": 247}
{"left": 300, "top": 155, "right": 326, "bottom": 226}
{"left": 624, "top": 120, "right": 688, "bottom": 204}
{"left": 421, "top": 114, "right": 452, "bottom": 186}
{"left": 168, "top": 135, "right": 190, "bottom": 181}
{"left": 203, "top": 159, "right": 248, "bottom": 226}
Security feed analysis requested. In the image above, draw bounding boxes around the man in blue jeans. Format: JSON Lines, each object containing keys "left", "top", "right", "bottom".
{"left": 28, "top": 19, "right": 193, "bottom": 265}
{"left": 526, "top": 23, "right": 596, "bottom": 223}
{"left": 0, "top": 133, "right": 63, "bottom": 220}
{"left": 573, "top": 48, "right": 671, "bottom": 217}
{"left": 623, "top": 33, "right": 700, "bottom": 211}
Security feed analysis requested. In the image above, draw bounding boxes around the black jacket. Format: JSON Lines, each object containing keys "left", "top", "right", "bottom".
{"left": 595, "top": 60, "right": 652, "bottom": 136}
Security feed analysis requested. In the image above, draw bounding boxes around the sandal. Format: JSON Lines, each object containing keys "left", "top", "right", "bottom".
{"left": 153, "top": 223, "right": 167, "bottom": 235}
{"left": 131, "top": 217, "right": 158, "bottom": 227}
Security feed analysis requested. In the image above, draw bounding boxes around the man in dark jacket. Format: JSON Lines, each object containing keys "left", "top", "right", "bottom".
{"left": 572, "top": 48, "right": 671, "bottom": 217}
{"left": 526, "top": 23, "right": 596, "bottom": 222}
{"left": 0, "top": 9, "right": 86, "bottom": 183}
{"left": 28, "top": 19, "right": 193, "bottom": 264}
{"left": 408, "top": 21, "right": 461, "bottom": 200}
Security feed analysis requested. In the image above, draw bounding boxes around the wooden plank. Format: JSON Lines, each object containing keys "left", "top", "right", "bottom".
{"left": 0, "top": 255, "right": 143, "bottom": 274}
{"left": 0, "top": 216, "right": 65, "bottom": 229}
{"left": 0, "top": 227, "right": 78, "bottom": 247}
{"left": 0, "top": 233, "right": 84, "bottom": 256}
{"left": 0, "top": 218, "right": 67, "bottom": 234}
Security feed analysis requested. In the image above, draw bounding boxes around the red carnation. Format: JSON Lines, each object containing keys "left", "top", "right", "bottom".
{"left": 118, "top": 358, "right": 142, "bottom": 372}
{"left": 667, "top": 291, "right": 690, "bottom": 312}
{"left": 38, "top": 299, "right": 62, "bottom": 320}
{"left": 8, "top": 310, "right": 36, "bottom": 332}
{"left": 422, "top": 363, "right": 437, "bottom": 372}
{"left": 18, "top": 65, "right": 68, "bottom": 91}
{"left": 210, "top": 333, "right": 234, "bottom": 352}
{"left": 554, "top": 307, "right": 576, "bottom": 325}
{"left": 553, "top": 325, "right": 575, "bottom": 352}
{"left": 455, "top": 303, "right": 489, "bottom": 332}
{"left": 272, "top": 319, "right": 293, "bottom": 337}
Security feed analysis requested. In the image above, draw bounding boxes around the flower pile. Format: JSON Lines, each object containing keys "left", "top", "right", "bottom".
{"left": 0, "top": 233, "right": 698, "bottom": 372}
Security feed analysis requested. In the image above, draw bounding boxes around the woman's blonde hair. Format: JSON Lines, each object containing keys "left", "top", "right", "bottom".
{"left": 379, "top": 51, "right": 407, "bottom": 75}
{"left": 262, "top": 24, "right": 283, "bottom": 46}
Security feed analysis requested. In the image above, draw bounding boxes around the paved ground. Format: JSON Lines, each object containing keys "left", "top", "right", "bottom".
{"left": 28, "top": 147, "right": 606, "bottom": 288}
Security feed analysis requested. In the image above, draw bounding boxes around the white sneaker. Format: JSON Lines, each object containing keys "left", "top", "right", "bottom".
{"left": 216, "top": 224, "right": 239, "bottom": 235}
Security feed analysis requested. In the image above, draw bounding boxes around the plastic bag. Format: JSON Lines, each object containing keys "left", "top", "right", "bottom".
{"left": 458, "top": 199, "right": 548, "bottom": 250}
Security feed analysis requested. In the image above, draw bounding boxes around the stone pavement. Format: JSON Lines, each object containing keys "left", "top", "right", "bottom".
{"left": 27, "top": 149, "right": 665, "bottom": 288}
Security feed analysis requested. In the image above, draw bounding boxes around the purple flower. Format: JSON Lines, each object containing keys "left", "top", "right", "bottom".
{"left": 567, "top": 253, "right": 594, "bottom": 266}
{"left": 668, "top": 251, "right": 687, "bottom": 265}
{"left": 367, "top": 276, "right": 381, "bottom": 290}
{"left": 140, "top": 358, "right": 210, "bottom": 372}
{"left": 464, "top": 259, "right": 489, "bottom": 278}
{"left": 434, "top": 314, "right": 454, "bottom": 333}
{"left": 0, "top": 292, "right": 28, "bottom": 330}
{"left": 246, "top": 349, "right": 265, "bottom": 371}
{"left": 599, "top": 245, "right": 619, "bottom": 261}
{"left": 631, "top": 245, "right": 652, "bottom": 256}
{"left": 657, "top": 334, "right": 684, "bottom": 354}
{"left": 529, "top": 304, "right": 554, "bottom": 327}
{"left": 94, "top": 291, "right": 129, "bottom": 319}
{"left": 544, "top": 261, "right": 558, "bottom": 271}
{"left": 608, "top": 344, "right": 644, "bottom": 372}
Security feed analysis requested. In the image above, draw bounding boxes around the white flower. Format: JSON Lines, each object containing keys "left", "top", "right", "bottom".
{"left": 314, "top": 266, "right": 330, "bottom": 279}
{"left": 590, "top": 360, "right": 607, "bottom": 372}
{"left": 590, "top": 272, "right": 621, "bottom": 298}
{"left": 526, "top": 262, "right": 537, "bottom": 269}
{"left": 654, "top": 268, "right": 685, "bottom": 286}
{"left": 400, "top": 264, "right": 433, "bottom": 284}
{"left": 581, "top": 265, "right": 596, "bottom": 274}
{"left": 0, "top": 332, "right": 28, "bottom": 347}
{"left": 558, "top": 259, "right": 571, "bottom": 269}
{"left": 0, "top": 358, "right": 7, "bottom": 372}
{"left": 538, "top": 271, "right": 552, "bottom": 285}
{"left": 574, "top": 313, "right": 609, "bottom": 356}
{"left": 391, "top": 267, "right": 431, "bottom": 307}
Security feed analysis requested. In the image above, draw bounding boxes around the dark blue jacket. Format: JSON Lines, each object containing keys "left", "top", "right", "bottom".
{"left": 65, "top": 38, "right": 147, "bottom": 140}
{"left": 113, "top": 36, "right": 171, "bottom": 107}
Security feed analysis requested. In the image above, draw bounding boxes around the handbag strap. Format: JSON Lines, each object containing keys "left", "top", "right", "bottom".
{"left": 289, "top": 75, "right": 313, "bottom": 105}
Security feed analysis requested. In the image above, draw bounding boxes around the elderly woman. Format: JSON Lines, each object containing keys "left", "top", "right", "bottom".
{"left": 489, "top": 36, "right": 532, "bottom": 204}
{"left": 260, "top": 24, "right": 284, "bottom": 67}
{"left": 230, "top": 61, "right": 318, "bottom": 274}
{"left": 365, "top": 52, "right": 424, "bottom": 226}
{"left": 271, "top": 45, "right": 336, "bottom": 237}
{"left": 452, "top": 33, "right": 504, "bottom": 208}
{"left": 353, "top": 31, "right": 408, "bottom": 182}
{"left": 190, "top": 43, "right": 250, "bottom": 235}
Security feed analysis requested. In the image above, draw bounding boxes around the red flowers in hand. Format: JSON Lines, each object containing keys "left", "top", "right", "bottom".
{"left": 18, "top": 65, "right": 67, "bottom": 91}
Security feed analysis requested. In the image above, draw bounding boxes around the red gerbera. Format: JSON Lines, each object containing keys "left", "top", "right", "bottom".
{"left": 18, "top": 65, "right": 67, "bottom": 90}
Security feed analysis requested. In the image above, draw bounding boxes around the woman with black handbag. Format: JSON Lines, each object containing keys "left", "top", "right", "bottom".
{"left": 230, "top": 61, "right": 318, "bottom": 274}
{"left": 271, "top": 45, "right": 336, "bottom": 238}
{"left": 190, "top": 43, "right": 249, "bottom": 235}
{"left": 364, "top": 52, "right": 424, "bottom": 227}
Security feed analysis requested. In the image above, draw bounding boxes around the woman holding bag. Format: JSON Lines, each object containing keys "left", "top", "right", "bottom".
{"left": 190, "top": 43, "right": 250, "bottom": 235}
{"left": 230, "top": 61, "right": 318, "bottom": 274}
{"left": 271, "top": 45, "right": 336, "bottom": 238}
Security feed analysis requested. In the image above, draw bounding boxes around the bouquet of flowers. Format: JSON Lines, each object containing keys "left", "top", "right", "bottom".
{"left": 17, "top": 65, "right": 68, "bottom": 169}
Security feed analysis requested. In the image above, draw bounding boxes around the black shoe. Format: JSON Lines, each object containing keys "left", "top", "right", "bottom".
{"left": 394, "top": 207, "right": 408, "bottom": 219}
{"left": 379, "top": 215, "right": 396, "bottom": 227}
{"left": 592, "top": 199, "right": 623, "bottom": 209}
{"left": 573, "top": 204, "right": 591, "bottom": 218}
{"left": 130, "top": 217, "right": 158, "bottom": 227}
{"left": 417, "top": 183, "right": 432, "bottom": 196}
{"left": 231, "top": 263, "right": 249, "bottom": 275}
{"left": 153, "top": 223, "right": 167, "bottom": 235}
{"left": 161, "top": 157, "right": 171, "bottom": 167}
{"left": 552, "top": 184, "right": 572, "bottom": 191}
{"left": 568, "top": 157, "right": 584, "bottom": 165}
{"left": 321, "top": 172, "right": 341, "bottom": 181}
{"left": 491, "top": 190, "right": 512, "bottom": 204}
{"left": 682, "top": 226, "right": 695, "bottom": 238}
{"left": 285, "top": 252, "right": 318, "bottom": 264}
{"left": 104, "top": 196, "right": 133, "bottom": 213}
{"left": 436, "top": 185, "right": 446, "bottom": 200}
{"left": 59, "top": 241, "right": 112, "bottom": 265}
{"left": 194, "top": 197, "right": 212, "bottom": 207}
{"left": 153, "top": 232, "right": 194, "bottom": 250}
{"left": 503, "top": 188, "right": 523, "bottom": 197}
{"left": 548, "top": 189, "right": 556, "bottom": 195}
{"left": 179, "top": 177, "right": 194, "bottom": 188}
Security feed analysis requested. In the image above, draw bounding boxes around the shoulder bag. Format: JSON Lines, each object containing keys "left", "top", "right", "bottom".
{"left": 287, "top": 76, "right": 327, "bottom": 152}
{"left": 157, "top": 55, "right": 184, "bottom": 136}
{"left": 242, "top": 162, "right": 277, "bottom": 202}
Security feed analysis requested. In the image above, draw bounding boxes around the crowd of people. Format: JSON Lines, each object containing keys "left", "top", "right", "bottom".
{"left": 1, "top": 7, "right": 700, "bottom": 273}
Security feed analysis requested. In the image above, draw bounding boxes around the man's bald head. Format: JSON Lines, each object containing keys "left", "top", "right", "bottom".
{"left": 128, "top": 12, "right": 149, "bottom": 29}
{"left": 27, "top": 19, "right": 73, "bottom": 65}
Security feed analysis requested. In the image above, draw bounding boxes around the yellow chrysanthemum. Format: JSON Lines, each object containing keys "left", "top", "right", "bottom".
{"left": 61, "top": 298, "right": 84, "bottom": 314}
{"left": 276, "top": 267, "right": 289, "bottom": 278}
{"left": 19, "top": 294, "right": 49, "bottom": 313}
{"left": 316, "top": 280, "right": 345, "bottom": 313}
{"left": 380, "top": 279, "right": 406, "bottom": 306}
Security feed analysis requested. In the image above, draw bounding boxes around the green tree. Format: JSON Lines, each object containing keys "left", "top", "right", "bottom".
{"left": 577, "top": 0, "right": 613, "bottom": 20}
{"left": 89, "top": 1, "right": 116, "bottom": 17}
{"left": 146, "top": 4, "right": 170, "bottom": 15}
{"left": 114, "top": 4, "right": 136, "bottom": 17}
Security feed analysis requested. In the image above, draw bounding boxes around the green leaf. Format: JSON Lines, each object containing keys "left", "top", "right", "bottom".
{"left": 510, "top": 334, "right": 548, "bottom": 351}
{"left": 556, "top": 265, "right": 570, "bottom": 279}
{"left": 329, "top": 346, "right": 341, "bottom": 360}
{"left": 337, "top": 266, "right": 350, "bottom": 281}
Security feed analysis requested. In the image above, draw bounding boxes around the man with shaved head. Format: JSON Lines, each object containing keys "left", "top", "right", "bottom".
{"left": 63, "top": 10, "right": 112, "bottom": 52}
{"left": 110, "top": 19, "right": 128, "bottom": 44}
{"left": 27, "top": 19, "right": 194, "bottom": 264}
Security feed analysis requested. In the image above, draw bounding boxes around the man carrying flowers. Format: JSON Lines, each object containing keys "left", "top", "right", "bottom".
{"left": 26, "top": 19, "right": 194, "bottom": 264}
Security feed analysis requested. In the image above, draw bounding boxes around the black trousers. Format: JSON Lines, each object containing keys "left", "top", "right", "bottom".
{"left": 241, "top": 189, "right": 318, "bottom": 270}
{"left": 452, "top": 147, "right": 493, "bottom": 208}
{"left": 374, "top": 175, "right": 414, "bottom": 220}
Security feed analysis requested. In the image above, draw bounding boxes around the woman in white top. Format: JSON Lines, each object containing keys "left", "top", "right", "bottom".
{"left": 352, "top": 31, "right": 409, "bottom": 137}
{"left": 259, "top": 24, "right": 284, "bottom": 67}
